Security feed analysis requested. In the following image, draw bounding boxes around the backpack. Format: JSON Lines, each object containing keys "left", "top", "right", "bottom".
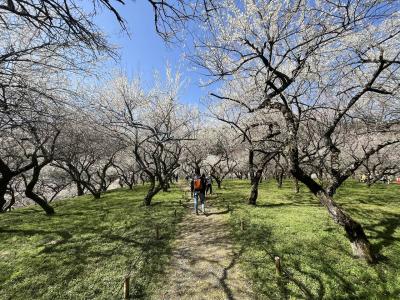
{"left": 194, "top": 177, "right": 202, "bottom": 190}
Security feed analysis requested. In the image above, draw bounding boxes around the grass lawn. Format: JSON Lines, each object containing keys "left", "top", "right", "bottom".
{"left": 1, "top": 180, "right": 399, "bottom": 299}
{"left": 213, "top": 179, "right": 400, "bottom": 299}
{"left": 0, "top": 184, "right": 185, "bottom": 300}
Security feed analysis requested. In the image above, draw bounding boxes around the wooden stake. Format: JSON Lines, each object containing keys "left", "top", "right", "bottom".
{"left": 124, "top": 276, "right": 130, "bottom": 299}
{"left": 240, "top": 218, "right": 244, "bottom": 231}
{"left": 174, "top": 209, "right": 177, "bottom": 218}
{"left": 275, "top": 256, "right": 281, "bottom": 276}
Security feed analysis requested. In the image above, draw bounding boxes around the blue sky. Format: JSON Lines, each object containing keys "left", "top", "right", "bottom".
{"left": 91, "top": 0, "right": 206, "bottom": 106}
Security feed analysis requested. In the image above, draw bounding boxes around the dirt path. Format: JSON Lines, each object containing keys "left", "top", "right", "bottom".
{"left": 152, "top": 183, "right": 253, "bottom": 300}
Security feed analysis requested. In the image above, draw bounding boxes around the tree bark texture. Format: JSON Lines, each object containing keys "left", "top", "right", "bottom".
{"left": 317, "top": 191, "right": 375, "bottom": 263}
{"left": 25, "top": 166, "right": 55, "bottom": 215}
{"left": 76, "top": 182, "right": 85, "bottom": 196}
{"left": 143, "top": 177, "right": 161, "bottom": 206}
{"left": 248, "top": 169, "right": 262, "bottom": 205}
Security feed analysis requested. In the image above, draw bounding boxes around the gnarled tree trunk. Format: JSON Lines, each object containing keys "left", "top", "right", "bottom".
{"left": 143, "top": 177, "right": 161, "bottom": 206}
{"left": 288, "top": 143, "right": 376, "bottom": 263}
{"left": 317, "top": 191, "right": 375, "bottom": 262}
{"left": 248, "top": 169, "right": 262, "bottom": 205}
{"left": 24, "top": 166, "right": 55, "bottom": 215}
{"left": 25, "top": 189, "right": 55, "bottom": 215}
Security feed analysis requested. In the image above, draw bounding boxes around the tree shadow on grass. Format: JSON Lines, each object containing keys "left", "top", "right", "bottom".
{"left": 233, "top": 221, "right": 366, "bottom": 300}
{"left": 219, "top": 246, "right": 245, "bottom": 300}
{"left": 0, "top": 228, "right": 73, "bottom": 255}
{"left": 205, "top": 209, "right": 230, "bottom": 216}
{"left": 340, "top": 204, "right": 400, "bottom": 261}
{"left": 365, "top": 213, "right": 400, "bottom": 260}
{"left": 257, "top": 202, "right": 294, "bottom": 208}
{"left": 235, "top": 214, "right": 400, "bottom": 299}
{"left": 0, "top": 188, "right": 184, "bottom": 300}
{"left": 1, "top": 228, "right": 72, "bottom": 257}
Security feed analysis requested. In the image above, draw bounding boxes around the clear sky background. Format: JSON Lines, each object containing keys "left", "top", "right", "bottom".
{"left": 91, "top": 0, "right": 206, "bottom": 107}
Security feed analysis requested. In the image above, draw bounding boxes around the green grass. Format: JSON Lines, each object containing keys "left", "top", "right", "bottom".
{"left": 2, "top": 180, "right": 399, "bottom": 299}
{"left": 214, "top": 179, "right": 400, "bottom": 299}
{"left": 0, "top": 185, "right": 185, "bottom": 300}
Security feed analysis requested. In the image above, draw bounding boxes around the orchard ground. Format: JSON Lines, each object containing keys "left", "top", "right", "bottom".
{"left": 0, "top": 180, "right": 399, "bottom": 299}
{"left": 0, "top": 185, "right": 186, "bottom": 299}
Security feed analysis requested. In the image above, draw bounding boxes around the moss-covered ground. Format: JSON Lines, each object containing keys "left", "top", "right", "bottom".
{"left": 0, "top": 185, "right": 185, "bottom": 300}
{"left": 213, "top": 179, "right": 400, "bottom": 299}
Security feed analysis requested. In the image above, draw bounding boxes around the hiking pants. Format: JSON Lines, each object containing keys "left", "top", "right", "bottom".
{"left": 193, "top": 191, "right": 205, "bottom": 212}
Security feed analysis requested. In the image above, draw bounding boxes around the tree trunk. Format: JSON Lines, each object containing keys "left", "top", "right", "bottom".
{"left": 93, "top": 192, "right": 101, "bottom": 199}
{"left": 143, "top": 177, "right": 161, "bottom": 206}
{"left": 195, "top": 166, "right": 201, "bottom": 175}
{"left": 216, "top": 179, "right": 221, "bottom": 189}
{"left": 294, "top": 177, "right": 300, "bottom": 193}
{"left": 276, "top": 170, "right": 284, "bottom": 188}
{"left": 0, "top": 187, "right": 7, "bottom": 213}
{"left": 132, "top": 174, "right": 137, "bottom": 185}
{"left": 162, "top": 181, "right": 170, "bottom": 192}
{"left": 4, "top": 188, "right": 16, "bottom": 211}
{"left": 25, "top": 189, "right": 55, "bottom": 215}
{"left": 76, "top": 182, "right": 84, "bottom": 196}
{"left": 25, "top": 167, "right": 55, "bottom": 215}
{"left": 118, "top": 178, "right": 124, "bottom": 188}
{"left": 248, "top": 170, "right": 262, "bottom": 205}
{"left": 140, "top": 173, "right": 146, "bottom": 185}
{"left": 6, "top": 197, "right": 15, "bottom": 211}
{"left": 0, "top": 173, "right": 12, "bottom": 213}
{"left": 284, "top": 123, "right": 375, "bottom": 262}
{"left": 144, "top": 189, "right": 157, "bottom": 206}
{"left": 367, "top": 179, "right": 372, "bottom": 188}
{"left": 317, "top": 191, "right": 375, "bottom": 263}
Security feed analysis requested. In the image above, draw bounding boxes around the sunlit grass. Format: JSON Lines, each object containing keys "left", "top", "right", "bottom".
{"left": 0, "top": 185, "right": 185, "bottom": 300}
{"left": 214, "top": 179, "right": 400, "bottom": 299}
{"left": 1, "top": 180, "right": 399, "bottom": 299}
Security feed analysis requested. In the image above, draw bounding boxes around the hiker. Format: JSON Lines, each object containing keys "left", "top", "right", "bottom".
{"left": 206, "top": 176, "right": 213, "bottom": 195}
{"left": 191, "top": 172, "right": 207, "bottom": 214}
